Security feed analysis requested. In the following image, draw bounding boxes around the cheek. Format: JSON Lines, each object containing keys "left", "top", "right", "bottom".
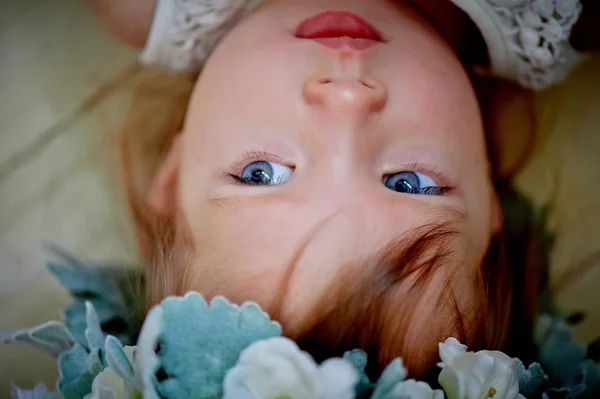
{"left": 178, "top": 204, "right": 317, "bottom": 308}
{"left": 189, "top": 24, "right": 309, "bottom": 121}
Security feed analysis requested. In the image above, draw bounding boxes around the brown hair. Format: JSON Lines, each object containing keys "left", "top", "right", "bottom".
{"left": 266, "top": 221, "right": 513, "bottom": 379}
{"left": 119, "top": 67, "right": 539, "bottom": 378}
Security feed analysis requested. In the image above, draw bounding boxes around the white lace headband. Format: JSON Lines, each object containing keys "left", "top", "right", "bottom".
{"left": 140, "top": 0, "right": 583, "bottom": 90}
{"left": 455, "top": 0, "right": 582, "bottom": 89}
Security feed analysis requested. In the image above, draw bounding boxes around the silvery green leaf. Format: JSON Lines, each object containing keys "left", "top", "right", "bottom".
{"left": 89, "top": 347, "right": 142, "bottom": 399}
{"left": 538, "top": 318, "right": 587, "bottom": 384}
{"left": 534, "top": 314, "right": 555, "bottom": 347}
{"left": 87, "top": 348, "right": 106, "bottom": 375}
{"left": 137, "top": 292, "right": 282, "bottom": 399}
{"left": 516, "top": 360, "right": 548, "bottom": 397}
{"left": 542, "top": 384, "right": 586, "bottom": 399}
{"left": 63, "top": 301, "right": 88, "bottom": 347}
{"left": 58, "top": 343, "right": 101, "bottom": 399}
{"left": 2, "top": 321, "right": 76, "bottom": 357}
{"left": 46, "top": 245, "right": 120, "bottom": 304}
{"left": 10, "top": 382, "right": 58, "bottom": 399}
{"left": 85, "top": 302, "right": 105, "bottom": 350}
{"left": 581, "top": 359, "right": 600, "bottom": 399}
{"left": 45, "top": 245, "right": 143, "bottom": 348}
{"left": 344, "top": 350, "right": 374, "bottom": 398}
{"left": 60, "top": 372, "right": 97, "bottom": 399}
{"left": 105, "top": 335, "right": 137, "bottom": 387}
{"left": 137, "top": 306, "right": 162, "bottom": 399}
{"left": 370, "top": 358, "right": 408, "bottom": 399}
{"left": 64, "top": 299, "right": 125, "bottom": 348}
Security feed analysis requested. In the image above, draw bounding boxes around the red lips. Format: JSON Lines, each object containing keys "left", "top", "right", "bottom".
{"left": 296, "top": 11, "right": 383, "bottom": 50}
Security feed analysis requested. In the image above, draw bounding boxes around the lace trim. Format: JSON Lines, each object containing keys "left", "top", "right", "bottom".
{"left": 141, "top": 0, "right": 583, "bottom": 89}
{"left": 485, "top": 0, "right": 582, "bottom": 89}
{"left": 140, "top": 0, "right": 264, "bottom": 72}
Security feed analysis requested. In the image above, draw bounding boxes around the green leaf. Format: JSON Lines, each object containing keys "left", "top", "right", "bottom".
{"left": 2, "top": 321, "right": 76, "bottom": 357}
{"left": 46, "top": 252, "right": 119, "bottom": 304}
{"left": 344, "top": 350, "right": 374, "bottom": 398}
{"left": 137, "top": 292, "right": 282, "bottom": 399}
{"left": 538, "top": 318, "right": 587, "bottom": 384}
{"left": 137, "top": 306, "right": 162, "bottom": 399}
{"left": 46, "top": 245, "right": 139, "bottom": 347}
{"left": 105, "top": 335, "right": 137, "bottom": 386}
{"left": 581, "top": 360, "right": 600, "bottom": 399}
{"left": 10, "top": 382, "right": 58, "bottom": 399}
{"left": 59, "top": 372, "right": 96, "bottom": 399}
{"left": 64, "top": 298, "right": 126, "bottom": 347}
{"left": 543, "top": 385, "right": 585, "bottom": 399}
{"left": 57, "top": 344, "right": 100, "bottom": 399}
{"left": 87, "top": 348, "right": 105, "bottom": 375}
{"left": 370, "top": 358, "right": 407, "bottom": 399}
{"left": 516, "top": 360, "right": 548, "bottom": 397}
{"left": 534, "top": 314, "right": 554, "bottom": 347}
{"left": 85, "top": 301, "right": 105, "bottom": 350}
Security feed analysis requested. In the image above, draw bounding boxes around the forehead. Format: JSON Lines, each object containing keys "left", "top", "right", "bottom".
{"left": 194, "top": 187, "right": 466, "bottom": 263}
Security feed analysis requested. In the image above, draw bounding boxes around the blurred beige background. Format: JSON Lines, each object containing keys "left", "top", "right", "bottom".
{"left": 0, "top": 0, "right": 139, "bottom": 392}
{"left": 0, "top": 0, "right": 599, "bottom": 394}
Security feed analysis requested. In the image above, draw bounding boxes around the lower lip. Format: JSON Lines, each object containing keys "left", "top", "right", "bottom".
{"left": 295, "top": 11, "right": 383, "bottom": 50}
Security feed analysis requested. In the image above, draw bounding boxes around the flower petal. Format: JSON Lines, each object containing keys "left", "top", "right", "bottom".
{"left": 319, "top": 358, "right": 359, "bottom": 399}
{"left": 223, "top": 337, "right": 359, "bottom": 399}
{"left": 438, "top": 338, "right": 468, "bottom": 366}
{"left": 439, "top": 349, "right": 521, "bottom": 399}
{"left": 391, "top": 379, "right": 445, "bottom": 399}
{"left": 222, "top": 367, "right": 257, "bottom": 399}
{"left": 227, "top": 337, "right": 321, "bottom": 398}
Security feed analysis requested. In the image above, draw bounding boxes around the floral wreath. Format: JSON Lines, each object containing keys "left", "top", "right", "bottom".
{"left": 3, "top": 190, "right": 600, "bottom": 399}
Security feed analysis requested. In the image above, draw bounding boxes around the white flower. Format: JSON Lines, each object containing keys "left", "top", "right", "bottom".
{"left": 223, "top": 337, "right": 358, "bottom": 399}
{"left": 90, "top": 346, "right": 139, "bottom": 399}
{"left": 437, "top": 338, "right": 524, "bottom": 399}
{"left": 391, "top": 379, "right": 444, "bottom": 399}
{"left": 438, "top": 337, "right": 468, "bottom": 366}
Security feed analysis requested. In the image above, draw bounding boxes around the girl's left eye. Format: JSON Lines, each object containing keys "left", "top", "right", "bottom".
{"left": 232, "top": 161, "right": 294, "bottom": 185}
{"left": 383, "top": 171, "right": 445, "bottom": 195}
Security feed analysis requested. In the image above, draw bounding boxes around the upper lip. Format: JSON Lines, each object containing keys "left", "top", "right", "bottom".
{"left": 295, "top": 11, "right": 384, "bottom": 42}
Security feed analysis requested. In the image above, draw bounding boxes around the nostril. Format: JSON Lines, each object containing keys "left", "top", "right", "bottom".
{"left": 360, "top": 79, "right": 375, "bottom": 89}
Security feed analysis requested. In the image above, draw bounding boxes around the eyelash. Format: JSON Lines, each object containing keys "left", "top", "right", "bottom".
{"left": 226, "top": 150, "right": 293, "bottom": 186}
{"left": 226, "top": 153, "right": 454, "bottom": 195}
{"left": 402, "top": 186, "right": 449, "bottom": 196}
{"left": 227, "top": 173, "right": 276, "bottom": 185}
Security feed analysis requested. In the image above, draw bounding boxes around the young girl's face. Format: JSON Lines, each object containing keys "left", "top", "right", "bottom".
{"left": 151, "top": 0, "right": 501, "bottom": 371}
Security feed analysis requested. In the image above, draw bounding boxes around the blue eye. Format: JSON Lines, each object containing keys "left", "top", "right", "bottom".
{"left": 234, "top": 161, "right": 294, "bottom": 185}
{"left": 383, "top": 171, "right": 444, "bottom": 195}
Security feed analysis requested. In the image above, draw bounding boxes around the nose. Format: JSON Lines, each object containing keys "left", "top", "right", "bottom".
{"left": 303, "top": 76, "right": 387, "bottom": 117}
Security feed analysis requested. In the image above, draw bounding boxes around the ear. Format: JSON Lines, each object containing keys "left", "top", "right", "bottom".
{"left": 147, "top": 135, "right": 182, "bottom": 215}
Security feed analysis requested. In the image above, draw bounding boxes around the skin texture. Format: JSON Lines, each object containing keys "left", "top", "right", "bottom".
{"left": 147, "top": 0, "right": 502, "bottom": 371}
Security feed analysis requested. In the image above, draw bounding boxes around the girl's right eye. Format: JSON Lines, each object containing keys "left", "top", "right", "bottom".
{"left": 383, "top": 171, "right": 446, "bottom": 195}
{"left": 230, "top": 161, "right": 294, "bottom": 185}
